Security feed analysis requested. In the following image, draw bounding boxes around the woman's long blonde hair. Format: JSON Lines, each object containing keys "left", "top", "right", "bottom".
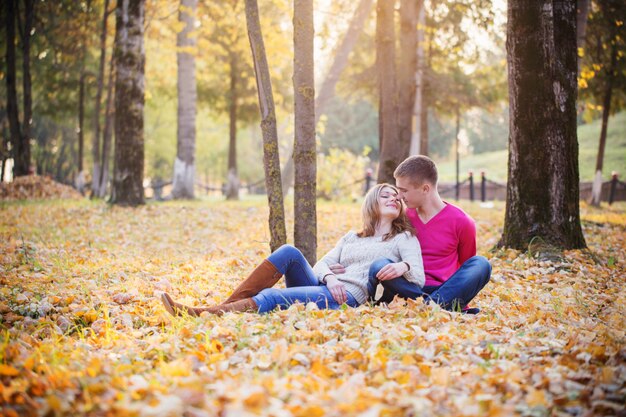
{"left": 357, "top": 183, "right": 415, "bottom": 241}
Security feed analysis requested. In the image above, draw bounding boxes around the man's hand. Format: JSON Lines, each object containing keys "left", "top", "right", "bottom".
{"left": 325, "top": 275, "right": 348, "bottom": 304}
{"left": 329, "top": 263, "right": 346, "bottom": 275}
{"left": 376, "top": 262, "right": 409, "bottom": 281}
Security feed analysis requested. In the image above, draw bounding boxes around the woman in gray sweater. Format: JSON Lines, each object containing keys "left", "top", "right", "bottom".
{"left": 161, "top": 183, "right": 424, "bottom": 315}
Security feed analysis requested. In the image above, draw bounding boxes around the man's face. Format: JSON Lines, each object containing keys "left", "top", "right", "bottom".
{"left": 395, "top": 176, "right": 425, "bottom": 209}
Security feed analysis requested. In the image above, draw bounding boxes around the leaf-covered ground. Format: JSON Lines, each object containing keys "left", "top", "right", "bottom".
{"left": 1, "top": 198, "right": 624, "bottom": 417}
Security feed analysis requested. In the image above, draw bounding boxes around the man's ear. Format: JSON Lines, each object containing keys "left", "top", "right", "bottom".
{"left": 422, "top": 183, "right": 430, "bottom": 193}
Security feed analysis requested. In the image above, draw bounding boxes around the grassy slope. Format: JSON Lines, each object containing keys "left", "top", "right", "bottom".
{"left": 437, "top": 111, "right": 626, "bottom": 182}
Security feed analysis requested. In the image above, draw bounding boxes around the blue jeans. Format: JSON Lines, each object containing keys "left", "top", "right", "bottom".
{"left": 252, "top": 245, "right": 359, "bottom": 313}
{"left": 367, "top": 256, "right": 491, "bottom": 311}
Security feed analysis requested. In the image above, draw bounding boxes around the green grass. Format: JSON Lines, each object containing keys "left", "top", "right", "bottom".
{"left": 437, "top": 111, "right": 626, "bottom": 182}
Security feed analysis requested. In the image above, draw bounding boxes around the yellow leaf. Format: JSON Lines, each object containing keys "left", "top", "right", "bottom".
{"left": 0, "top": 364, "right": 20, "bottom": 376}
{"left": 526, "top": 389, "right": 547, "bottom": 407}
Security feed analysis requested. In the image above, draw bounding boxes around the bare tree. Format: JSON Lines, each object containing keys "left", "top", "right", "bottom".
{"left": 111, "top": 0, "right": 145, "bottom": 206}
{"left": 244, "top": 0, "right": 287, "bottom": 252}
{"left": 500, "top": 1, "right": 585, "bottom": 250}
{"left": 172, "top": 0, "right": 197, "bottom": 199}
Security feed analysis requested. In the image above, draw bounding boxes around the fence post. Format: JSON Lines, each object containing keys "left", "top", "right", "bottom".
{"left": 364, "top": 168, "right": 373, "bottom": 196}
{"left": 480, "top": 171, "right": 486, "bottom": 202}
{"left": 609, "top": 172, "right": 618, "bottom": 205}
{"left": 469, "top": 171, "right": 474, "bottom": 202}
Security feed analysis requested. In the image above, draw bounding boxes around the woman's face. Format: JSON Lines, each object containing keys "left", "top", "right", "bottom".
{"left": 378, "top": 186, "right": 401, "bottom": 219}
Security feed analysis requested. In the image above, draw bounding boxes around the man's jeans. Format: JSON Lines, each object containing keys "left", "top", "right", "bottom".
{"left": 252, "top": 245, "right": 359, "bottom": 313}
{"left": 367, "top": 256, "right": 491, "bottom": 312}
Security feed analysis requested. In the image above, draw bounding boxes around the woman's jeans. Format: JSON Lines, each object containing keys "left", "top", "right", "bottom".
{"left": 367, "top": 256, "right": 491, "bottom": 312}
{"left": 252, "top": 245, "right": 359, "bottom": 313}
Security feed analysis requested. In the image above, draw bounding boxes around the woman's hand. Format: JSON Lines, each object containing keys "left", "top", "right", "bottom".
{"left": 376, "top": 262, "right": 409, "bottom": 281}
{"left": 325, "top": 275, "right": 348, "bottom": 304}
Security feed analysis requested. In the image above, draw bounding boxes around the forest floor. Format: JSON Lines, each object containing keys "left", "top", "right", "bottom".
{"left": 0, "top": 197, "right": 624, "bottom": 417}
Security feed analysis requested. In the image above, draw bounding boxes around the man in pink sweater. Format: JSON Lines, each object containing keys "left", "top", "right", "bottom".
{"left": 333, "top": 155, "right": 491, "bottom": 313}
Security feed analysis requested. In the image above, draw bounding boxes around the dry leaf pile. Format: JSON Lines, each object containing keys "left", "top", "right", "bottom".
{"left": 0, "top": 176, "right": 82, "bottom": 201}
{"left": 0, "top": 199, "right": 624, "bottom": 417}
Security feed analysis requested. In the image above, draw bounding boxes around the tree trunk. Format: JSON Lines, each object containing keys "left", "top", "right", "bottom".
{"left": 245, "top": 0, "right": 287, "bottom": 252}
{"left": 500, "top": 1, "right": 586, "bottom": 250}
{"left": 397, "top": 0, "right": 420, "bottom": 161}
{"left": 293, "top": 0, "right": 317, "bottom": 264}
{"left": 282, "top": 0, "right": 373, "bottom": 197}
{"left": 5, "top": 0, "right": 22, "bottom": 177}
{"left": 315, "top": 0, "right": 373, "bottom": 123}
{"left": 410, "top": 4, "right": 427, "bottom": 156}
{"left": 375, "top": 0, "right": 400, "bottom": 184}
{"left": 590, "top": 38, "right": 617, "bottom": 206}
{"left": 226, "top": 53, "right": 239, "bottom": 200}
{"left": 576, "top": 0, "right": 590, "bottom": 75}
{"left": 92, "top": 0, "right": 110, "bottom": 197}
{"left": 21, "top": 0, "right": 34, "bottom": 176}
{"left": 172, "top": 0, "right": 197, "bottom": 199}
{"left": 99, "top": 51, "right": 115, "bottom": 198}
{"left": 77, "top": 73, "right": 86, "bottom": 191}
{"left": 111, "top": 0, "right": 145, "bottom": 206}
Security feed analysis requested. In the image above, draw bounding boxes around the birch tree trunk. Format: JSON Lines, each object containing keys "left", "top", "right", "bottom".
{"left": 245, "top": 0, "right": 287, "bottom": 252}
{"left": 293, "top": 0, "right": 317, "bottom": 264}
{"left": 500, "top": 0, "right": 586, "bottom": 250}
{"left": 99, "top": 51, "right": 115, "bottom": 198}
{"left": 111, "top": 0, "right": 145, "bottom": 206}
{"left": 590, "top": 36, "right": 618, "bottom": 206}
{"left": 375, "top": 0, "right": 400, "bottom": 184}
{"left": 92, "top": 0, "right": 110, "bottom": 197}
{"left": 226, "top": 53, "right": 240, "bottom": 200}
{"left": 172, "top": 0, "right": 197, "bottom": 199}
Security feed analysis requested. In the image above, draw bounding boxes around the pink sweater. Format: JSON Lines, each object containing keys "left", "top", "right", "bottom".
{"left": 406, "top": 202, "right": 476, "bottom": 287}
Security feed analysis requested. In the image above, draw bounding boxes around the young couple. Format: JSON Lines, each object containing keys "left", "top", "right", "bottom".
{"left": 161, "top": 155, "right": 491, "bottom": 316}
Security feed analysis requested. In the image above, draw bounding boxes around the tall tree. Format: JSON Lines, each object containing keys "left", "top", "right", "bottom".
{"left": 244, "top": 0, "right": 287, "bottom": 252}
{"left": 293, "top": 0, "right": 316, "bottom": 264}
{"left": 99, "top": 51, "right": 115, "bottom": 197}
{"left": 282, "top": 0, "right": 373, "bottom": 196}
{"left": 375, "top": 0, "right": 400, "bottom": 184}
{"left": 586, "top": 0, "right": 625, "bottom": 206}
{"left": 76, "top": 0, "right": 92, "bottom": 194}
{"left": 6, "top": 0, "right": 34, "bottom": 178}
{"left": 111, "top": 0, "right": 145, "bottom": 206}
{"left": 172, "top": 0, "right": 197, "bottom": 199}
{"left": 92, "top": 0, "right": 111, "bottom": 198}
{"left": 500, "top": 1, "right": 585, "bottom": 250}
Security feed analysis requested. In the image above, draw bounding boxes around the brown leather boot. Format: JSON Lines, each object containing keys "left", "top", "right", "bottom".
{"left": 221, "top": 259, "right": 282, "bottom": 304}
{"left": 204, "top": 298, "right": 258, "bottom": 315}
{"left": 161, "top": 293, "right": 258, "bottom": 317}
{"left": 161, "top": 292, "right": 205, "bottom": 317}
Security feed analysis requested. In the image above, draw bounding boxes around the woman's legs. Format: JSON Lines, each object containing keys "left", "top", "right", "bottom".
{"left": 162, "top": 245, "right": 320, "bottom": 316}
{"left": 253, "top": 286, "right": 359, "bottom": 314}
{"left": 266, "top": 244, "right": 319, "bottom": 287}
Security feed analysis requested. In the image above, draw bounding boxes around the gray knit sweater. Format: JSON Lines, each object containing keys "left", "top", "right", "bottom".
{"left": 312, "top": 231, "right": 425, "bottom": 305}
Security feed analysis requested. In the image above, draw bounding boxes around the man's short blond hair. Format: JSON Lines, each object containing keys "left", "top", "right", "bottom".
{"left": 394, "top": 155, "right": 438, "bottom": 186}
